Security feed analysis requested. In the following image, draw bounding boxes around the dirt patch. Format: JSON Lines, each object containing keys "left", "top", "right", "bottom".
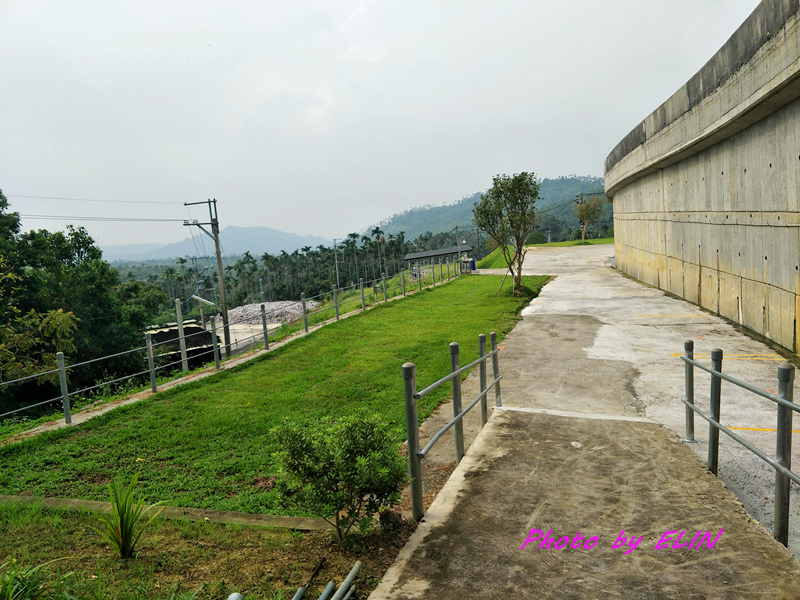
{"left": 253, "top": 476, "right": 277, "bottom": 491}
{"left": 78, "top": 472, "right": 112, "bottom": 485}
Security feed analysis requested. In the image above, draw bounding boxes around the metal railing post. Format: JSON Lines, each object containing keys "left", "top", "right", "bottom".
{"left": 146, "top": 333, "right": 157, "bottom": 393}
{"left": 301, "top": 293, "right": 309, "bottom": 332}
{"left": 708, "top": 348, "right": 723, "bottom": 475}
{"left": 479, "top": 334, "right": 487, "bottom": 427}
{"left": 684, "top": 339, "right": 695, "bottom": 442}
{"left": 261, "top": 304, "right": 269, "bottom": 350}
{"left": 491, "top": 332, "right": 502, "bottom": 406}
{"left": 382, "top": 273, "right": 387, "bottom": 303}
{"left": 210, "top": 316, "right": 221, "bottom": 370}
{"left": 175, "top": 298, "right": 188, "bottom": 372}
{"left": 333, "top": 286, "right": 340, "bottom": 320}
{"left": 401, "top": 268, "right": 406, "bottom": 297}
{"left": 450, "top": 342, "right": 465, "bottom": 462}
{"left": 775, "top": 362, "right": 795, "bottom": 546}
{"left": 359, "top": 279, "right": 365, "bottom": 310}
{"left": 56, "top": 352, "right": 72, "bottom": 425}
{"left": 403, "top": 362, "right": 424, "bottom": 521}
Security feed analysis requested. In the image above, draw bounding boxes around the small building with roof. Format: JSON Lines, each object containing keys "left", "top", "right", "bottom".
{"left": 402, "top": 245, "right": 473, "bottom": 278}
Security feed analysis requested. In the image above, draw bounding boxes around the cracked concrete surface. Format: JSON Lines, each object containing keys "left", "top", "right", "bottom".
{"left": 371, "top": 244, "right": 800, "bottom": 599}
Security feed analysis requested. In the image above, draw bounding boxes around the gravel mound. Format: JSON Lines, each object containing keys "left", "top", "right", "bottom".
{"left": 215, "top": 300, "right": 320, "bottom": 326}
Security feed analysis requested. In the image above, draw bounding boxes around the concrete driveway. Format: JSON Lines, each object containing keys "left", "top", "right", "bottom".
{"left": 370, "top": 244, "right": 800, "bottom": 599}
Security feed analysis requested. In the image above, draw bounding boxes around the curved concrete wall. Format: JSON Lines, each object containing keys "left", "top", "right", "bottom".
{"left": 605, "top": 0, "right": 800, "bottom": 351}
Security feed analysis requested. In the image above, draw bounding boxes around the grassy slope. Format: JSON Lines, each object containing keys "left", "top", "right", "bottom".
{"left": 0, "top": 275, "right": 547, "bottom": 514}
{"left": 476, "top": 246, "right": 513, "bottom": 269}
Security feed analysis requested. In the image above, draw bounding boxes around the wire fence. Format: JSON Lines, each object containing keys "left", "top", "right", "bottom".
{"left": 1, "top": 256, "right": 468, "bottom": 425}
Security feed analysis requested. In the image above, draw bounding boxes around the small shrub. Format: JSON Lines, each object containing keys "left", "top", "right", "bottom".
{"left": 90, "top": 473, "right": 164, "bottom": 559}
{"left": 273, "top": 415, "right": 407, "bottom": 542}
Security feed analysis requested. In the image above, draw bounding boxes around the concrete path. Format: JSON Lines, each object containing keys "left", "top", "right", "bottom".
{"left": 371, "top": 245, "right": 800, "bottom": 599}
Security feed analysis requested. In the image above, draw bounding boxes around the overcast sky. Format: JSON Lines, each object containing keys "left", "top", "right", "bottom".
{"left": 1, "top": 0, "right": 760, "bottom": 248}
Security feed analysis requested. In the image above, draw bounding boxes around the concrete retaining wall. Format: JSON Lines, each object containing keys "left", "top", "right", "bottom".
{"left": 605, "top": 0, "right": 800, "bottom": 351}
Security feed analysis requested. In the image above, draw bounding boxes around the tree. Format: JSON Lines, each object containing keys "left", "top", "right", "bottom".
{"left": 575, "top": 197, "right": 605, "bottom": 241}
{"left": 473, "top": 172, "right": 540, "bottom": 290}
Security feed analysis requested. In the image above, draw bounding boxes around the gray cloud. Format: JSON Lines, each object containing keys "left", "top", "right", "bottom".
{"left": 1, "top": 0, "right": 760, "bottom": 246}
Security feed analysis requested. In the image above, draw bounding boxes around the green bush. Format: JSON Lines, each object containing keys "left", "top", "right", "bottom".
{"left": 273, "top": 415, "right": 407, "bottom": 542}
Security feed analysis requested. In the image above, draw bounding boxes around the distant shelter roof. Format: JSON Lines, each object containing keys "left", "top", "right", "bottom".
{"left": 403, "top": 245, "right": 472, "bottom": 261}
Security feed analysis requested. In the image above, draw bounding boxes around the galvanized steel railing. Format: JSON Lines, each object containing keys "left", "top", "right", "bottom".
{"left": 403, "top": 333, "right": 502, "bottom": 521}
{"left": 680, "top": 340, "right": 797, "bottom": 546}
{"left": 1, "top": 265, "right": 462, "bottom": 426}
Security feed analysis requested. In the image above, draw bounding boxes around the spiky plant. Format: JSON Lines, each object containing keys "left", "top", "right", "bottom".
{"left": 90, "top": 474, "right": 164, "bottom": 559}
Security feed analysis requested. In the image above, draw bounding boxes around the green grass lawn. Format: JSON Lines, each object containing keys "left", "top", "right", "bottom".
{"left": 0, "top": 500, "right": 410, "bottom": 599}
{"left": 0, "top": 275, "right": 547, "bottom": 515}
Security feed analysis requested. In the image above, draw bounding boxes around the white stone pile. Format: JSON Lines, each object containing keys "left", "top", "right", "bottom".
{"left": 215, "top": 300, "right": 320, "bottom": 326}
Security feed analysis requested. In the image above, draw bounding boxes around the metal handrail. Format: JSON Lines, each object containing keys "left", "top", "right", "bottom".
{"left": 403, "top": 332, "right": 502, "bottom": 521}
{"left": 678, "top": 396, "right": 800, "bottom": 486}
{"left": 418, "top": 375, "right": 502, "bottom": 458}
{"left": 680, "top": 340, "right": 797, "bottom": 547}
{"left": 1, "top": 266, "right": 457, "bottom": 427}
{"left": 681, "top": 356, "right": 799, "bottom": 412}
{"left": 416, "top": 349, "right": 499, "bottom": 399}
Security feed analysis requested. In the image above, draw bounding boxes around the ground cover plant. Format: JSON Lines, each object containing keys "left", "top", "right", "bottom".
{"left": 0, "top": 500, "right": 410, "bottom": 599}
{"left": 0, "top": 275, "right": 547, "bottom": 514}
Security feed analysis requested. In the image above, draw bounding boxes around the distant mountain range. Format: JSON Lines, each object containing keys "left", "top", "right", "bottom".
{"left": 102, "top": 175, "right": 604, "bottom": 261}
{"left": 375, "top": 175, "right": 604, "bottom": 239}
{"left": 101, "top": 226, "right": 330, "bottom": 262}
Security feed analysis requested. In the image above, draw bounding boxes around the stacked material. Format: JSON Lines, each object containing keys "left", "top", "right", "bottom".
{"left": 216, "top": 300, "right": 321, "bottom": 325}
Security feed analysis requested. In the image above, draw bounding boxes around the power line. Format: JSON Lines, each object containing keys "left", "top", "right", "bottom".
{"left": 19, "top": 214, "right": 186, "bottom": 223}
{"left": 8, "top": 194, "right": 180, "bottom": 205}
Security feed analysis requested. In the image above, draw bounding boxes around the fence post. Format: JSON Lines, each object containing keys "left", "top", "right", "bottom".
{"left": 333, "top": 286, "right": 340, "bottom": 320}
{"left": 708, "top": 348, "right": 723, "bottom": 476}
{"left": 382, "top": 273, "right": 387, "bottom": 303}
{"left": 418, "top": 268, "right": 422, "bottom": 291}
{"left": 439, "top": 258, "right": 443, "bottom": 283}
{"left": 56, "top": 351, "right": 72, "bottom": 425}
{"left": 261, "top": 304, "right": 269, "bottom": 350}
{"left": 210, "top": 316, "right": 221, "bottom": 370}
{"left": 450, "top": 342, "right": 465, "bottom": 462}
{"left": 479, "top": 334, "right": 487, "bottom": 427}
{"left": 403, "top": 362, "right": 424, "bottom": 522}
{"left": 175, "top": 298, "right": 189, "bottom": 373}
{"left": 430, "top": 261, "right": 435, "bottom": 287}
{"left": 401, "top": 268, "right": 406, "bottom": 297}
{"left": 684, "top": 340, "right": 695, "bottom": 442}
{"left": 146, "top": 333, "right": 157, "bottom": 393}
{"left": 447, "top": 258, "right": 451, "bottom": 280}
{"left": 359, "top": 279, "right": 365, "bottom": 310}
{"left": 301, "top": 293, "right": 309, "bottom": 332}
{"left": 491, "top": 332, "right": 502, "bottom": 406}
{"left": 775, "top": 362, "right": 795, "bottom": 546}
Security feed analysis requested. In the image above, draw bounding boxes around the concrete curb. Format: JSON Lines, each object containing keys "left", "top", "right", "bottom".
{"left": 0, "top": 494, "right": 330, "bottom": 531}
{"left": 369, "top": 411, "right": 503, "bottom": 599}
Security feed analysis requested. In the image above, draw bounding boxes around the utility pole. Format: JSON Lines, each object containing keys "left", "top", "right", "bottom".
{"left": 184, "top": 199, "right": 231, "bottom": 357}
{"left": 333, "top": 238, "right": 341, "bottom": 289}
{"left": 191, "top": 256, "right": 206, "bottom": 329}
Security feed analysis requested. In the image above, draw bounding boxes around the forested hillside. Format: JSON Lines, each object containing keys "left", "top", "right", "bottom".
{"left": 377, "top": 175, "right": 610, "bottom": 243}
